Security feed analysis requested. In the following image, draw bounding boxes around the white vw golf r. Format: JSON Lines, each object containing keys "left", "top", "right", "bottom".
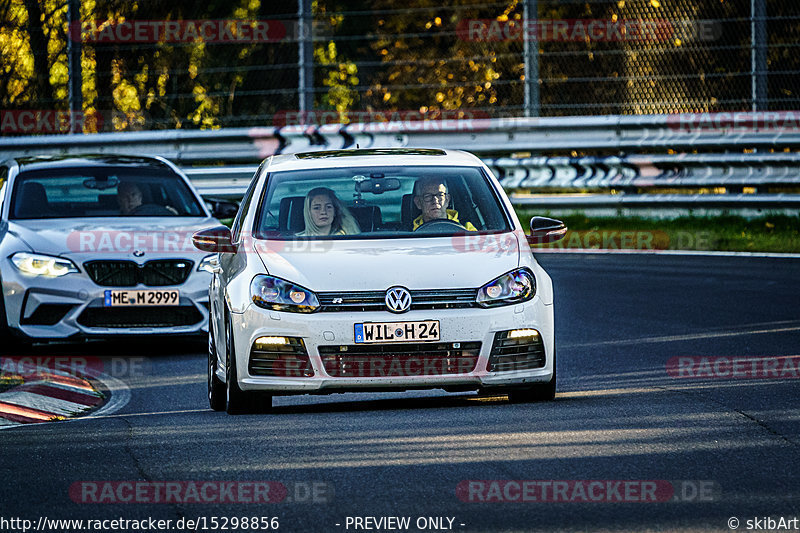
{"left": 193, "top": 148, "right": 566, "bottom": 414}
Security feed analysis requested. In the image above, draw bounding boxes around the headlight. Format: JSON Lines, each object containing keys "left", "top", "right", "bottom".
{"left": 476, "top": 268, "right": 535, "bottom": 308}
{"left": 197, "top": 254, "right": 217, "bottom": 273}
{"left": 10, "top": 252, "right": 79, "bottom": 277}
{"left": 250, "top": 275, "right": 319, "bottom": 313}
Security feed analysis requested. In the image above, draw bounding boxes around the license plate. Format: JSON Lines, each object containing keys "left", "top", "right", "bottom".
{"left": 354, "top": 320, "right": 440, "bottom": 344}
{"left": 104, "top": 290, "right": 180, "bottom": 307}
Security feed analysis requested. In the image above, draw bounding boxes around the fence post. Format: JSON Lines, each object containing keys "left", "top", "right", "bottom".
{"left": 67, "top": 0, "right": 82, "bottom": 133}
{"left": 751, "top": 0, "right": 768, "bottom": 111}
{"left": 523, "top": 0, "right": 540, "bottom": 117}
{"left": 298, "top": 0, "right": 314, "bottom": 119}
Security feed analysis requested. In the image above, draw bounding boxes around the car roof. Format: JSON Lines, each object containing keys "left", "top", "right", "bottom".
{"left": 265, "top": 148, "right": 484, "bottom": 172}
{"left": 7, "top": 154, "right": 173, "bottom": 173}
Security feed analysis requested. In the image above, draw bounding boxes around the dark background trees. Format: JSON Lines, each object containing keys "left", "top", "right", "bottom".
{"left": 0, "top": 0, "right": 797, "bottom": 132}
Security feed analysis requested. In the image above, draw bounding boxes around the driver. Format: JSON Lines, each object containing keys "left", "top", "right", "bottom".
{"left": 117, "top": 181, "right": 173, "bottom": 216}
{"left": 412, "top": 177, "right": 476, "bottom": 231}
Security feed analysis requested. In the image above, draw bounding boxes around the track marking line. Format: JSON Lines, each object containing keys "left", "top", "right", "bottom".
{"left": 534, "top": 248, "right": 800, "bottom": 258}
{"left": 564, "top": 325, "right": 800, "bottom": 348}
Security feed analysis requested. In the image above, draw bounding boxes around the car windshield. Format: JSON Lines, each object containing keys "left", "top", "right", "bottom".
{"left": 253, "top": 165, "right": 512, "bottom": 240}
{"left": 10, "top": 167, "right": 206, "bottom": 219}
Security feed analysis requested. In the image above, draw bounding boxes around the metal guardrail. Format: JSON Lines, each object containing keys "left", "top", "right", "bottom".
{"left": 485, "top": 152, "right": 800, "bottom": 190}
{"left": 2, "top": 114, "right": 798, "bottom": 213}
{"left": 2, "top": 113, "right": 800, "bottom": 164}
{"left": 509, "top": 193, "right": 800, "bottom": 209}
{"left": 185, "top": 152, "right": 800, "bottom": 202}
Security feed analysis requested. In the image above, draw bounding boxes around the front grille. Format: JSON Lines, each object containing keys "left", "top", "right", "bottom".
{"left": 318, "top": 342, "right": 481, "bottom": 377}
{"left": 84, "top": 260, "right": 194, "bottom": 287}
{"left": 85, "top": 261, "right": 137, "bottom": 286}
{"left": 248, "top": 337, "right": 313, "bottom": 377}
{"left": 487, "top": 330, "right": 546, "bottom": 372}
{"left": 77, "top": 306, "right": 202, "bottom": 328}
{"left": 141, "top": 260, "right": 194, "bottom": 286}
{"left": 317, "top": 288, "right": 478, "bottom": 312}
{"left": 20, "top": 304, "right": 74, "bottom": 326}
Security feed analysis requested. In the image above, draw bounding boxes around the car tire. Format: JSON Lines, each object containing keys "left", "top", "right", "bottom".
{"left": 224, "top": 315, "right": 273, "bottom": 414}
{"left": 249, "top": 392, "right": 274, "bottom": 414}
{"left": 509, "top": 353, "right": 557, "bottom": 403}
{"left": 208, "top": 321, "right": 226, "bottom": 412}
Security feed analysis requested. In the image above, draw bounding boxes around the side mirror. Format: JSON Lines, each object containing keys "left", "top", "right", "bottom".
{"left": 192, "top": 226, "right": 237, "bottom": 253}
{"left": 528, "top": 216, "right": 567, "bottom": 245}
{"left": 206, "top": 198, "right": 240, "bottom": 219}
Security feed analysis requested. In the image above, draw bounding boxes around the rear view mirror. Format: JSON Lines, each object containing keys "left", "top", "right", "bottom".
{"left": 83, "top": 177, "right": 119, "bottom": 190}
{"left": 528, "top": 216, "right": 567, "bottom": 245}
{"left": 356, "top": 178, "right": 401, "bottom": 194}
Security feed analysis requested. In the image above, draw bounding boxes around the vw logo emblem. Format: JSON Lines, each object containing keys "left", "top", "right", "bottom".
{"left": 133, "top": 250, "right": 145, "bottom": 258}
{"left": 385, "top": 286, "right": 411, "bottom": 313}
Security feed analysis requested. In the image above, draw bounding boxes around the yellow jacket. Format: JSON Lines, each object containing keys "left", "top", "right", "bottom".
{"left": 412, "top": 209, "right": 477, "bottom": 231}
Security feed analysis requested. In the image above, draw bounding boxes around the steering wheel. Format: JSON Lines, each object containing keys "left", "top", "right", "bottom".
{"left": 414, "top": 219, "right": 467, "bottom": 232}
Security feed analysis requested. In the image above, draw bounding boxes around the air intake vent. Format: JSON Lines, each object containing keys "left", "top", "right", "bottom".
{"left": 487, "top": 330, "right": 546, "bottom": 372}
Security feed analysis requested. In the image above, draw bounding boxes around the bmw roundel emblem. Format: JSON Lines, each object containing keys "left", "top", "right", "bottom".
{"left": 385, "top": 286, "right": 412, "bottom": 313}
{"left": 133, "top": 250, "right": 145, "bottom": 257}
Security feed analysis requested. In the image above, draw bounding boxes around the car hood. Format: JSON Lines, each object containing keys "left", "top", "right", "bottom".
{"left": 253, "top": 233, "right": 523, "bottom": 291}
{"left": 8, "top": 217, "right": 220, "bottom": 262}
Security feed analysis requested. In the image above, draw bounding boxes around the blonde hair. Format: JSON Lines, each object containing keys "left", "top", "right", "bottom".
{"left": 299, "top": 187, "right": 360, "bottom": 236}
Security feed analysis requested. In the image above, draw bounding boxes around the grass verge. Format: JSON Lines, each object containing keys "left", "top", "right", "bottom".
{"left": 514, "top": 212, "right": 800, "bottom": 253}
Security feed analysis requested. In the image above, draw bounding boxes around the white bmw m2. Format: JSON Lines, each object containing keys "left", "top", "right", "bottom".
{"left": 193, "top": 148, "right": 566, "bottom": 414}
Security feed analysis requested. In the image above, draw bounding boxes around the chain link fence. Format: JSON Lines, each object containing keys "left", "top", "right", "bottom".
{"left": 0, "top": 0, "right": 798, "bottom": 132}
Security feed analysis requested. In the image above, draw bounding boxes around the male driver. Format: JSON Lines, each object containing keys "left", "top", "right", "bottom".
{"left": 412, "top": 177, "right": 476, "bottom": 231}
{"left": 117, "top": 181, "right": 144, "bottom": 215}
{"left": 117, "top": 181, "right": 173, "bottom": 216}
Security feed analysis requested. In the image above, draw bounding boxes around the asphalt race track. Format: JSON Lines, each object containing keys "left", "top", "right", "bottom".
{"left": 1, "top": 254, "right": 798, "bottom": 533}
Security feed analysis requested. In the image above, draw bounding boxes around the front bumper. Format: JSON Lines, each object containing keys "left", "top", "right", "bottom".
{"left": 231, "top": 296, "right": 555, "bottom": 394}
{"left": 2, "top": 268, "right": 210, "bottom": 339}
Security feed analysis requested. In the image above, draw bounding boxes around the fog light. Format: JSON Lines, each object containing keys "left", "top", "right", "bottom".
{"left": 255, "top": 336, "right": 288, "bottom": 346}
{"left": 507, "top": 329, "right": 540, "bottom": 339}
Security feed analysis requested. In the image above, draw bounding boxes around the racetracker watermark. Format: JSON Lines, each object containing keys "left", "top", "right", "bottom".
{"left": 70, "top": 481, "right": 332, "bottom": 504}
{"left": 667, "top": 111, "right": 800, "bottom": 133}
{"left": 1, "top": 356, "right": 151, "bottom": 379}
{"left": 667, "top": 356, "right": 800, "bottom": 379}
{"left": 67, "top": 230, "right": 342, "bottom": 255}
{"left": 0, "top": 109, "right": 146, "bottom": 135}
{"left": 273, "top": 109, "right": 490, "bottom": 129}
{"left": 317, "top": 355, "right": 478, "bottom": 378}
{"left": 451, "top": 233, "right": 521, "bottom": 256}
{"left": 456, "top": 480, "right": 719, "bottom": 503}
{"left": 533, "top": 230, "right": 671, "bottom": 250}
{"left": 457, "top": 19, "right": 720, "bottom": 42}
{"left": 69, "top": 20, "right": 287, "bottom": 43}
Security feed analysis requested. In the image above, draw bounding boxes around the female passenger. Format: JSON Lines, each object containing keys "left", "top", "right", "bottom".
{"left": 298, "top": 187, "right": 360, "bottom": 236}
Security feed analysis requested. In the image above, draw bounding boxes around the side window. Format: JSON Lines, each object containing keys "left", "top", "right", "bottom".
{"left": 230, "top": 166, "right": 263, "bottom": 242}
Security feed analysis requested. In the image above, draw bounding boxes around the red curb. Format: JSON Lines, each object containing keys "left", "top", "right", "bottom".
{"left": 1, "top": 357, "right": 107, "bottom": 426}
{"left": 0, "top": 411, "right": 48, "bottom": 424}
{"left": 0, "top": 400, "right": 58, "bottom": 421}
{"left": 17, "top": 383, "right": 103, "bottom": 406}
{"left": 32, "top": 372, "right": 97, "bottom": 392}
